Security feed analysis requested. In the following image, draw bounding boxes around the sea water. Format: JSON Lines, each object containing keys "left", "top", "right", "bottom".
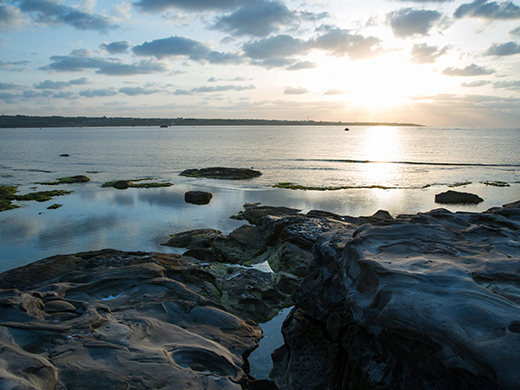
{"left": 1, "top": 125, "right": 519, "bottom": 272}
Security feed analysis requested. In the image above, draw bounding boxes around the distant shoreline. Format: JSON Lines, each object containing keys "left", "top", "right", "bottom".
{"left": 0, "top": 115, "right": 424, "bottom": 129}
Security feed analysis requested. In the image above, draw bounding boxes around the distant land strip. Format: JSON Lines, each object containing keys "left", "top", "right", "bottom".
{"left": 0, "top": 115, "right": 423, "bottom": 128}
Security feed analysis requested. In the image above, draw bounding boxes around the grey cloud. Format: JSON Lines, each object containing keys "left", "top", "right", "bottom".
{"left": 510, "top": 27, "right": 520, "bottom": 36}
{"left": 100, "top": 41, "right": 131, "bottom": 54}
{"left": 41, "top": 53, "right": 168, "bottom": 75}
{"left": 191, "top": 84, "right": 255, "bottom": 93}
{"left": 286, "top": 61, "right": 318, "bottom": 71}
{"left": 461, "top": 80, "right": 491, "bottom": 87}
{"left": 118, "top": 87, "right": 161, "bottom": 95}
{"left": 243, "top": 34, "right": 309, "bottom": 60}
{"left": 442, "top": 63, "right": 495, "bottom": 76}
{"left": 387, "top": 8, "right": 444, "bottom": 37}
{"left": 208, "top": 76, "right": 250, "bottom": 82}
{"left": 133, "top": 0, "right": 246, "bottom": 12}
{"left": 493, "top": 80, "right": 520, "bottom": 91}
{"left": 69, "top": 77, "right": 92, "bottom": 85}
{"left": 0, "top": 82, "right": 22, "bottom": 90}
{"left": 484, "top": 41, "right": 520, "bottom": 56}
{"left": 284, "top": 86, "right": 309, "bottom": 95}
{"left": 0, "top": 92, "right": 19, "bottom": 101}
{"left": 311, "top": 27, "right": 385, "bottom": 59}
{"left": 23, "top": 90, "right": 76, "bottom": 99}
{"left": 454, "top": 0, "right": 520, "bottom": 20}
{"left": 0, "top": 4, "right": 27, "bottom": 32}
{"left": 212, "top": 0, "right": 323, "bottom": 37}
{"left": 17, "top": 0, "right": 117, "bottom": 32}
{"left": 411, "top": 43, "right": 448, "bottom": 64}
{"left": 79, "top": 89, "right": 118, "bottom": 97}
{"left": 132, "top": 36, "right": 241, "bottom": 64}
{"left": 0, "top": 60, "right": 30, "bottom": 72}
{"left": 34, "top": 80, "right": 70, "bottom": 90}
{"left": 173, "top": 89, "right": 191, "bottom": 95}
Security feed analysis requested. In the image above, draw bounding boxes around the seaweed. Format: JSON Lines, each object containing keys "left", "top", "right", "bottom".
{"left": 480, "top": 181, "right": 510, "bottom": 187}
{"left": 0, "top": 185, "right": 72, "bottom": 212}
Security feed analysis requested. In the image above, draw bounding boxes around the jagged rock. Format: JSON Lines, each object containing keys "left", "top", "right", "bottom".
{"left": 185, "top": 191, "right": 213, "bottom": 205}
{"left": 162, "top": 228, "right": 222, "bottom": 249}
{"left": 212, "top": 225, "right": 267, "bottom": 264}
{"left": 273, "top": 202, "right": 520, "bottom": 390}
{"left": 0, "top": 250, "right": 266, "bottom": 390}
{"left": 435, "top": 190, "right": 484, "bottom": 204}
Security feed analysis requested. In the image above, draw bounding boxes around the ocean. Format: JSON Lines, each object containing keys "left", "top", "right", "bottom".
{"left": 1, "top": 125, "right": 519, "bottom": 273}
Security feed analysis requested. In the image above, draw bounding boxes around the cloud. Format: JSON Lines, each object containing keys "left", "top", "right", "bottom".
{"left": 242, "top": 34, "right": 309, "bottom": 61}
{"left": 284, "top": 86, "right": 309, "bottom": 95}
{"left": 191, "top": 84, "right": 256, "bottom": 92}
{"left": 0, "top": 82, "right": 23, "bottom": 90}
{"left": 324, "top": 89, "right": 345, "bottom": 95}
{"left": 442, "top": 63, "right": 496, "bottom": 76}
{"left": 69, "top": 76, "right": 92, "bottom": 85}
{"left": 0, "top": 4, "right": 28, "bottom": 32}
{"left": 461, "top": 80, "right": 492, "bottom": 87}
{"left": 311, "top": 27, "right": 387, "bottom": 59}
{"left": 100, "top": 41, "right": 131, "bottom": 54}
{"left": 410, "top": 43, "right": 448, "bottom": 64}
{"left": 132, "top": 36, "right": 241, "bottom": 64}
{"left": 211, "top": 0, "right": 327, "bottom": 37}
{"left": 17, "top": 0, "right": 117, "bottom": 32}
{"left": 23, "top": 90, "right": 76, "bottom": 99}
{"left": 111, "top": 1, "right": 132, "bottom": 19}
{"left": 454, "top": 0, "right": 520, "bottom": 20}
{"left": 34, "top": 80, "right": 70, "bottom": 89}
{"left": 387, "top": 8, "right": 444, "bottom": 38}
{"left": 208, "top": 76, "right": 250, "bottom": 82}
{"left": 41, "top": 51, "right": 168, "bottom": 75}
{"left": 493, "top": 80, "right": 520, "bottom": 91}
{"left": 484, "top": 41, "right": 520, "bottom": 56}
{"left": 510, "top": 26, "right": 520, "bottom": 36}
{"left": 79, "top": 89, "right": 118, "bottom": 97}
{"left": 286, "top": 61, "right": 318, "bottom": 71}
{"left": 118, "top": 86, "right": 162, "bottom": 95}
{"left": 0, "top": 60, "right": 30, "bottom": 72}
{"left": 133, "top": 0, "right": 246, "bottom": 13}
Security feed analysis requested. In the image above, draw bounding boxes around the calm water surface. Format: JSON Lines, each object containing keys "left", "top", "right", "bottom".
{"left": 1, "top": 125, "right": 519, "bottom": 272}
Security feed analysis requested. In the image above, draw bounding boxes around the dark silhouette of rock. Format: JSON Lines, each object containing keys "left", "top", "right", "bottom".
{"left": 180, "top": 167, "right": 262, "bottom": 180}
{"left": 185, "top": 191, "right": 213, "bottom": 205}
{"left": 110, "top": 180, "right": 131, "bottom": 189}
{"left": 60, "top": 154, "right": 70, "bottom": 157}
{"left": 435, "top": 190, "right": 484, "bottom": 204}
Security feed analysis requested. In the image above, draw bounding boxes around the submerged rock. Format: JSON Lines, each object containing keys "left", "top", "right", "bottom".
{"left": 272, "top": 201, "right": 520, "bottom": 390}
{"left": 435, "top": 190, "right": 484, "bottom": 204}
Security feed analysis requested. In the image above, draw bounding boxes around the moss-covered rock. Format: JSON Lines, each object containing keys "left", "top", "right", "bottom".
{"left": 180, "top": 167, "right": 262, "bottom": 180}
{"left": 37, "top": 175, "right": 90, "bottom": 185}
{"left": 102, "top": 178, "right": 173, "bottom": 189}
{"left": 1, "top": 186, "right": 71, "bottom": 211}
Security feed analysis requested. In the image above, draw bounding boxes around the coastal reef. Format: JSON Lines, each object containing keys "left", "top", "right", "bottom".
{"left": 1, "top": 201, "right": 520, "bottom": 389}
{"left": 0, "top": 185, "right": 71, "bottom": 212}
{"left": 180, "top": 167, "right": 262, "bottom": 180}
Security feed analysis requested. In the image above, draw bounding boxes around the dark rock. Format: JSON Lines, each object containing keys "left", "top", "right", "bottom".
{"left": 234, "top": 205, "right": 301, "bottom": 224}
{"left": 60, "top": 154, "right": 70, "bottom": 157}
{"left": 59, "top": 175, "right": 90, "bottom": 183}
{"left": 180, "top": 167, "right": 262, "bottom": 180}
{"left": 212, "top": 225, "right": 267, "bottom": 264}
{"left": 185, "top": 191, "right": 213, "bottom": 205}
{"left": 162, "top": 228, "right": 222, "bottom": 249}
{"left": 110, "top": 180, "right": 131, "bottom": 190}
{"left": 0, "top": 249, "right": 262, "bottom": 390}
{"left": 435, "top": 190, "right": 484, "bottom": 204}
{"left": 273, "top": 202, "right": 520, "bottom": 390}
{"left": 183, "top": 248, "right": 221, "bottom": 262}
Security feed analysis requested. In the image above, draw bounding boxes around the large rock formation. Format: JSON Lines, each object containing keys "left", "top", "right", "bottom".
{"left": 272, "top": 201, "right": 520, "bottom": 390}
{"left": 0, "top": 250, "right": 263, "bottom": 390}
{"left": 180, "top": 167, "right": 262, "bottom": 180}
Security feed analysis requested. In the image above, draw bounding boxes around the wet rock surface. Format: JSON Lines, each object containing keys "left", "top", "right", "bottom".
{"left": 273, "top": 200, "right": 520, "bottom": 390}
{"left": 180, "top": 167, "right": 262, "bottom": 180}
{"left": 435, "top": 189, "right": 484, "bottom": 204}
{"left": 185, "top": 191, "right": 213, "bottom": 205}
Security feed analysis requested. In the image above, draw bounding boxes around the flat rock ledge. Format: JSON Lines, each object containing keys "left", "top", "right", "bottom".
{"left": 180, "top": 167, "right": 262, "bottom": 180}
{"left": 272, "top": 200, "right": 520, "bottom": 390}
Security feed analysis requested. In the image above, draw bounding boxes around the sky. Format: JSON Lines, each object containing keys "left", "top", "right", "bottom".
{"left": 0, "top": 0, "right": 519, "bottom": 126}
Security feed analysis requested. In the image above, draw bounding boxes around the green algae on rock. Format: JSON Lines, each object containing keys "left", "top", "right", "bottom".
{"left": 47, "top": 203, "right": 63, "bottom": 210}
{"left": 37, "top": 175, "right": 90, "bottom": 185}
{"left": 180, "top": 167, "right": 262, "bottom": 180}
{"left": 0, "top": 185, "right": 71, "bottom": 212}
{"left": 273, "top": 182, "right": 396, "bottom": 191}
{"left": 481, "top": 181, "right": 510, "bottom": 187}
{"left": 102, "top": 178, "right": 173, "bottom": 189}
